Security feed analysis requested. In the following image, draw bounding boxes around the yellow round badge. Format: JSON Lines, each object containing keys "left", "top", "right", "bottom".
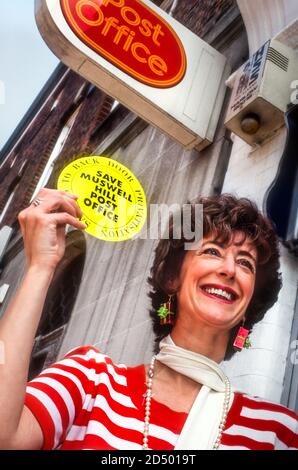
{"left": 57, "top": 156, "right": 147, "bottom": 241}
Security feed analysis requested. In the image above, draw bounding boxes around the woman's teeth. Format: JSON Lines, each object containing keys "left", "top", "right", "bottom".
{"left": 202, "top": 287, "right": 234, "bottom": 301}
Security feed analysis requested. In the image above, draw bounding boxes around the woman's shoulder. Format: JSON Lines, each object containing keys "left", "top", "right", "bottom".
{"left": 223, "top": 392, "right": 298, "bottom": 449}
{"left": 234, "top": 390, "right": 298, "bottom": 445}
{"left": 236, "top": 391, "right": 298, "bottom": 421}
{"left": 64, "top": 344, "right": 101, "bottom": 357}
{"left": 64, "top": 344, "right": 104, "bottom": 360}
{"left": 62, "top": 345, "right": 128, "bottom": 373}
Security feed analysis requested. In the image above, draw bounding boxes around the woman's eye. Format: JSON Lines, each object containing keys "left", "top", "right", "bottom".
{"left": 237, "top": 258, "right": 255, "bottom": 273}
{"left": 203, "top": 248, "right": 220, "bottom": 256}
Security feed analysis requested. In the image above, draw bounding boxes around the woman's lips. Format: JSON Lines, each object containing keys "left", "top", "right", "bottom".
{"left": 200, "top": 287, "right": 236, "bottom": 304}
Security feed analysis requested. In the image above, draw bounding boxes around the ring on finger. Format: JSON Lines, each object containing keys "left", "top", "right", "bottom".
{"left": 31, "top": 198, "right": 43, "bottom": 207}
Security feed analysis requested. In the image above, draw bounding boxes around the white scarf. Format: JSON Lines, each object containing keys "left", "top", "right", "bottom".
{"left": 155, "top": 335, "right": 234, "bottom": 450}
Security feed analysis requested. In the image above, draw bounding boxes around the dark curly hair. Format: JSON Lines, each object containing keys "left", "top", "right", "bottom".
{"left": 147, "top": 194, "right": 282, "bottom": 360}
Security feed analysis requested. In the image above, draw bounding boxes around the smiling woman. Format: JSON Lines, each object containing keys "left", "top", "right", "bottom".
{"left": 0, "top": 190, "right": 297, "bottom": 450}
{"left": 148, "top": 194, "right": 281, "bottom": 361}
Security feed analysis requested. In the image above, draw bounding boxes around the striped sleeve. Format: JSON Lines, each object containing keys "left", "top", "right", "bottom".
{"left": 289, "top": 416, "right": 298, "bottom": 449}
{"left": 222, "top": 393, "right": 298, "bottom": 450}
{"left": 25, "top": 345, "right": 100, "bottom": 450}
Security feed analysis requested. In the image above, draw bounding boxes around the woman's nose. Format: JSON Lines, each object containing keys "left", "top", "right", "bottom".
{"left": 217, "top": 254, "right": 236, "bottom": 278}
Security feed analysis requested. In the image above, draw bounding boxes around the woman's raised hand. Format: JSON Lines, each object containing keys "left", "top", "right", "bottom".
{"left": 18, "top": 188, "right": 86, "bottom": 272}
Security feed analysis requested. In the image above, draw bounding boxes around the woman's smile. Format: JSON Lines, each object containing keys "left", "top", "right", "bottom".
{"left": 199, "top": 283, "right": 238, "bottom": 304}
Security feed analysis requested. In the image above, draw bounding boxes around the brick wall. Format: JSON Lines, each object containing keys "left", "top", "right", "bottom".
{"left": 0, "top": 73, "right": 112, "bottom": 228}
{"left": 48, "top": 87, "right": 113, "bottom": 188}
{"left": 173, "top": 0, "right": 235, "bottom": 37}
{"left": 0, "top": 71, "right": 85, "bottom": 225}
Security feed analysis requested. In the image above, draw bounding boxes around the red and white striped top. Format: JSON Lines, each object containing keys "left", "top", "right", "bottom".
{"left": 25, "top": 346, "right": 298, "bottom": 450}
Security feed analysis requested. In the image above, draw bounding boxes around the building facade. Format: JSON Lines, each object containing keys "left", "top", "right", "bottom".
{"left": 0, "top": 0, "right": 298, "bottom": 411}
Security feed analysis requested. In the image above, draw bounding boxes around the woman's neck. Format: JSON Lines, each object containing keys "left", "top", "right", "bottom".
{"left": 170, "top": 323, "right": 228, "bottom": 363}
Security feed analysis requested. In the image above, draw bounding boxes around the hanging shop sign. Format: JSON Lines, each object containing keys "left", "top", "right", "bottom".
{"left": 60, "top": 0, "right": 186, "bottom": 88}
{"left": 57, "top": 155, "right": 147, "bottom": 241}
{"left": 35, "top": 0, "right": 230, "bottom": 150}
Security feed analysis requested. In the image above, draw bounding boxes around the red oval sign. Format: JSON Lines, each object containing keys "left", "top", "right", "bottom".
{"left": 60, "top": 0, "right": 186, "bottom": 88}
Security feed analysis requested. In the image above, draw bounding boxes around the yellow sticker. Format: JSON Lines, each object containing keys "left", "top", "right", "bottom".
{"left": 57, "top": 156, "right": 147, "bottom": 241}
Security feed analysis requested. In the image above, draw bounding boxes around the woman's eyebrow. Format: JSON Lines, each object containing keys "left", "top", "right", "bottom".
{"left": 237, "top": 250, "right": 257, "bottom": 264}
{"left": 202, "top": 240, "right": 257, "bottom": 263}
{"left": 202, "top": 240, "right": 223, "bottom": 248}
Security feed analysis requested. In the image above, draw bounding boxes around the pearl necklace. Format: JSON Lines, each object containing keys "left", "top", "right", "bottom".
{"left": 142, "top": 355, "right": 231, "bottom": 450}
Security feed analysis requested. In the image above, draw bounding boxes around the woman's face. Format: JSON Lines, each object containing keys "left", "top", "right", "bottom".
{"left": 176, "top": 231, "right": 257, "bottom": 331}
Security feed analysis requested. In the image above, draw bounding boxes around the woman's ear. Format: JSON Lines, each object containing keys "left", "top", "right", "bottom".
{"left": 166, "top": 277, "right": 179, "bottom": 294}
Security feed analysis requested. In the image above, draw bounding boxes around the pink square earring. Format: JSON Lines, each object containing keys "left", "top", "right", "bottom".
{"left": 233, "top": 322, "right": 252, "bottom": 351}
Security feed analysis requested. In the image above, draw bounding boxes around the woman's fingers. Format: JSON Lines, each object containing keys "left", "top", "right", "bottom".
{"left": 48, "top": 212, "right": 86, "bottom": 230}
{"left": 59, "top": 191, "right": 79, "bottom": 200}
{"left": 23, "top": 189, "right": 86, "bottom": 229}
{"left": 17, "top": 189, "right": 86, "bottom": 271}
{"left": 30, "top": 189, "right": 82, "bottom": 219}
{"left": 24, "top": 209, "right": 86, "bottom": 231}
{"left": 38, "top": 197, "right": 82, "bottom": 219}
{"left": 34, "top": 188, "right": 80, "bottom": 205}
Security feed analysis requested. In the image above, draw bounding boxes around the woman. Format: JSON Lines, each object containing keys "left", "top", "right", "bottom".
{"left": 0, "top": 189, "right": 297, "bottom": 450}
